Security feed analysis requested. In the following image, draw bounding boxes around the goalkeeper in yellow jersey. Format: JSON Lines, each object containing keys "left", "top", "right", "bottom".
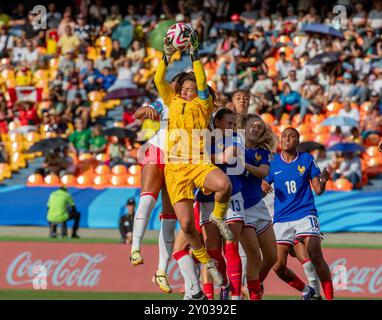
{"left": 154, "top": 32, "right": 234, "bottom": 288}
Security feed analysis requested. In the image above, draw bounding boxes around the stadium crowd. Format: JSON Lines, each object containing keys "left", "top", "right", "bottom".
{"left": 0, "top": 0, "right": 382, "bottom": 189}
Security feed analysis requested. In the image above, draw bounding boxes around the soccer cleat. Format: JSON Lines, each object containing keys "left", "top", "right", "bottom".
{"left": 190, "top": 291, "right": 208, "bottom": 300}
{"left": 209, "top": 214, "right": 234, "bottom": 241}
{"left": 302, "top": 286, "right": 316, "bottom": 300}
{"left": 311, "top": 295, "right": 323, "bottom": 300}
{"left": 206, "top": 260, "right": 224, "bottom": 287}
{"left": 130, "top": 250, "right": 144, "bottom": 266}
{"left": 152, "top": 271, "right": 172, "bottom": 293}
{"left": 219, "top": 285, "right": 230, "bottom": 300}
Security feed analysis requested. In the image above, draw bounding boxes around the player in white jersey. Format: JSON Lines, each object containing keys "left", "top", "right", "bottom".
{"left": 130, "top": 72, "right": 189, "bottom": 294}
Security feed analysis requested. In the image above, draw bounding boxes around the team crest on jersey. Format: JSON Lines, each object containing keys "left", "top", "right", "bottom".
{"left": 298, "top": 165, "right": 305, "bottom": 175}
{"left": 255, "top": 153, "right": 262, "bottom": 162}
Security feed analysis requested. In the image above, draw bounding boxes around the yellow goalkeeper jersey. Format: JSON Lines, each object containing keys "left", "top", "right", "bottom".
{"left": 154, "top": 59, "right": 213, "bottom": 163}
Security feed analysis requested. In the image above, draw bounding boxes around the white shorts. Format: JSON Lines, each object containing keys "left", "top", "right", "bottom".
{"left": 244, "top": 200, "right": 272, "bottom": 235}
{"left": 273, "top": 215, "right": 321, "bottom": 247}
{"left": 199, "top": 192, "right": 245, "bottom": 226}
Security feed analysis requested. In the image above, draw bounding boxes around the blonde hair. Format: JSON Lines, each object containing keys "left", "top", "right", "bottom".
{"left": 236, "top": 114, "right": 277, "bottom": 153}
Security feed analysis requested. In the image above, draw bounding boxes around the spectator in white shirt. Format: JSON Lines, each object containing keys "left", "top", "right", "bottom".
{"left": 333, "top": 152, "right": 362, "bottom": 189}
{"left": 0, "top": 24, "right": 13, "bottom": 57}
{"left": 367, "top": 0, "right": 382, "bottom": 30}
{"left": 275, "top": 51, "right": 292, "bottom": 79}
{"left": 23, "top": 40, "right": 39, "bottom": 69}
{"left": 338, "top": 99, "right": 360, "bottom": 135}
{"left": 284, "top": 69, "right": 304, "bottom": 92}
{"left": 11, "top": 37, "right": 27, "bottom": 66}
{"left": 250, "top": 72, "right": 273, "bottom": 96}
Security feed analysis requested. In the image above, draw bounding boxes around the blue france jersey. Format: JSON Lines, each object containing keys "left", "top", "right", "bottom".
{"left": 265, "top": 152, "right": 321, "bottom": 223}
{"left": 241, "top": 148, "right": 271, "bottom": 209}
{"left": 195, "top": 133, "right": 244, "bottom": 203}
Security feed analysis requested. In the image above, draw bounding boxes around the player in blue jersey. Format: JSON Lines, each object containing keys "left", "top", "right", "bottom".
{"left": 236, "top": 114, "right": 278, "bottom": 299}
{"left": 197, "top": 108, "right": 243, "bottom": 300}
{"left": 263, "top": 127, "right": 333, "bottom": 300}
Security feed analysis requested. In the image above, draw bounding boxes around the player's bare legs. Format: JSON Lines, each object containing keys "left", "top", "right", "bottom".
{"left": 173, "top": 199, "right": 223, "bottom": 287}
{"left": 304, "top": 236, "right": 333, "bottom": 300}
{"left": 131, "top": 164, "right": 163, "bottom": 265}
{"left": 293, "top": 240, "right": 321, "bottom": 299}
{"left": 240, "top": 227, "right": 262, "bottom": 299}
{"left": 203, "top": 169, "right": 234, "bottom": 240}
{"left": 257, "top": 226, "right": 278, "bottom": 288}
{"left": 273, "top": 244, "right": 314, "bottom": 299}
{"left": 153, "top": 185, "right": 176, "bottom": 293}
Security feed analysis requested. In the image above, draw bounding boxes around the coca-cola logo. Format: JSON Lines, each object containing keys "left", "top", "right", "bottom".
{"left": 330, "top": 258, "right": 382, "bottom": 294}
{"left": 6, "top": 251, "right": 107, "bottom": 287}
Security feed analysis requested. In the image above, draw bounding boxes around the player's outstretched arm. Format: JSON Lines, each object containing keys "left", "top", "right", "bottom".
{"left": 154, "top": 37, "right": 176, "bottom": 106}
{"left": 189, "top": 31, "right": 209, "bottom": 100}
{"left": 312, "top": 167, "right": 330, "bottom": 195}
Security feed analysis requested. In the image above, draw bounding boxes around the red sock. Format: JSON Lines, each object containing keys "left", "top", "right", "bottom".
{"left": 224, "top": 242, "right": 242, "bottom": 298}
{"left": 208, "top": 249, "right": 228, "bottom": 286}
{"left": 287, "top": 275, "right": 306, "bottom": 292}
{"left": 322, "top": 280, "right": 334, "bottom": 300}
{"left": 247, "top": 279, "right": 262, "bottom": 300}
{"left": 203, "top": 283, "right": 214, "bottom": 300}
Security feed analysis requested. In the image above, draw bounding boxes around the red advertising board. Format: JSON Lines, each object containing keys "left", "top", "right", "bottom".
{"left": 0, "top": 242, "right": 381, "bottom": 298}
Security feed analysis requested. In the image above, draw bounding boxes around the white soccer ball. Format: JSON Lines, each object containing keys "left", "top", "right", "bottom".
{"left": 165, "top": 23, "right": 193, "bottom": 52}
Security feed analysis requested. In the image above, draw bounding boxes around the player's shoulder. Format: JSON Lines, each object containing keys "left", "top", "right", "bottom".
{"left": 299, "top": 151, "right": 314, "bottom": 163}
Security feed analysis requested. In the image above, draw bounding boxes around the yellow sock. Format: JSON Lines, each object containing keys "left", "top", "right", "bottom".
{"left": 192, "top": 246, "right": 211, "bottom": 264}
{"left": 212, "top": 201, "right": 229, "bottom": 220}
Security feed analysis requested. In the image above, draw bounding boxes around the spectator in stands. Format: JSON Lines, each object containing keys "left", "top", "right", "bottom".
{"left": 58, "top": 50, "right": 76, "bottom": 78}
{"left": 277, "top": 82, "right": 301, "bottom": 124}
{"left": 74, "top": 14, "right": 90, "bottom": 43}
{"left": 89, "top": 0, "right": 108, "bottom": 27}
{"left": 361, "top": 107, "right": 382, "bottom": 137}
{"left": 110, "top": 39, "right": 126, "bottom": 62}
{"left": 109, "top": 57, "right": 140, "bottom": 91}
{"left": 314, "top": 147, "right": 333, "bottom": 172}
{"left": 58, "top": 25, "right": 80, "bottom": 55}
{"left": 107, "top": 136, "right": 135, "bottom": 168}
{"left": 332, "top": 152, "right": 362, "bottom": 189}
{"left": 276, "top": 51, "right": 292, "bottom": 79}
{"left": 327, "top": 126, "right": 344, "bottom": 147}
{"left": 47, "top": 110, "right": 68, "bottom": 135}
{"left": 47, "top": 187, "right": 81, "bottom": 238}
{"left": 46, "top": 3, "right": 62, "bottom": 30}
{"left": 0, "top": 24, "right": 13, "bottom": 58}
{"left": 80, "top": 59, "right": 101, "bottom": 92}
{"left": 370, "top": 90, "right": 382, "bottom": 114}
{"left": 23, "top": 40, "right": 39, "bottom": 70}
{"left": 68, "top": 93, "right": 90, "bottom": 127}
{"left": 97, "top": 67, "right": 116, "bottom": 91}
{"left": 89, "top": 125, "right": 107, "bottom": 154}
{"left": 126, "top": 40, "right": 145, "bottom": 65}
{"left": 338, "top": 98, "right": 360, "bottom": 136}
{"left": 21, "top": 11, "right": 40, "bottom": 40}
{"left": 57, "top": 7, "right": 76, "bottom": 38}
{"left": 95, "top": 49, "right": 112, "bottom": 71}
{"left": 118, "top": 197, "right": 136, "bottom": 244}
{"left": 11, "top": 37, "right": 26, "bottom": 66}
{"left": 69, "top": 118, "right": 91, "bottom": 154}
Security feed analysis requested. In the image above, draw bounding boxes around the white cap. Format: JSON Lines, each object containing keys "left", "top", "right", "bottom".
{"left": 176, "top": 14, "right": 185, "bottom": 22}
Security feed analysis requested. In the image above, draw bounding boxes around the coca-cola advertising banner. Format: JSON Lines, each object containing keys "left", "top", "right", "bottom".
{"left": 1, "top": 242, "right": 381, "bottom": 298}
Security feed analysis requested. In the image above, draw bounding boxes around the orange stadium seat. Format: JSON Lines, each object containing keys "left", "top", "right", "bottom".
{"left": 312, "top": 124, "right": 329, "bottom": 135}
{"left": 61, "top": 174, "right": 77, "bottom": 187}
{"left": 110, "top": 175, "right": 127, "bottom": 187}
{"left": 78, "top": 153, "right": 94, "bottom": 161}
{"left": 0, "top": 163, "right": 12, "bottom": 180}
{"left": 88, "top": 91, "right": 103, "bottom": 102}
{"left": 76, "top": 174, "right": 93, "bottom": 188}
{"left": 309, "top": 114, "right": 325, "bottom": 125}
{"left": 44, "top": 174, "right": 61, "bottom": 186}
{"left": 111, "top": 165, "right": 128, "bottom": 176}
{"left": 27, "top": 173, "right": 44, "bottom": 186}
{"left": 128, "top": 164, "right": 142, "bottom": 176}
{"left": 365, "top": 146, "right": 380, "bottom": 158}
{"left": 280, "top": 113, "right": 290, "bottom": 125}
{"left": 326, "top": 102, "right": 342, "bottom": 115}
{"left": 314, "top": 134, "right": 329, "bottom": 145}
{"left": 95, "top": 164, "right": 110, "bottom": 176}
{"left": 95, "top": 153, "right": 109, "bottom": 162}
{"left": 260, "top": 113, "right": 274, "bottom": 124}
{"left": 364, "top": 134, "right": 381, "bottom": 147}
{"left": 333, "top": 178, "right": 353, "bottom": 191}
{"left": 93, "top": 175, "right": 110, "bottom": 188}
{"left": 127, "top": 175, "right": 140, "bottom": 187}
{"left": 360, "top": 101, "right": 373, "bottom": 114}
